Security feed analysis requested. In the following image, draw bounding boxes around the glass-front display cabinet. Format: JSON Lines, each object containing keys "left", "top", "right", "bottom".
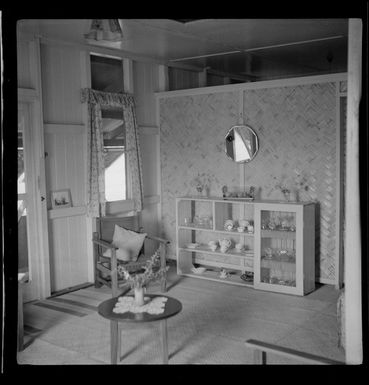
{"left": 254, "top": 202, "right": 315, "bottom": 296}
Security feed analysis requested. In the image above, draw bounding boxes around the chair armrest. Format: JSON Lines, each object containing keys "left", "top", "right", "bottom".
{"left": 92, "top": 238, "right": 116, "bottom": 249}
{"left": 146, "top": 234, "right": 170, "bottom": 245}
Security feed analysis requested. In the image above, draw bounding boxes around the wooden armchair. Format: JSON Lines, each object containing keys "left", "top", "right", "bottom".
{"left": 93, "top": 215, "right": 169, "bottom": 297}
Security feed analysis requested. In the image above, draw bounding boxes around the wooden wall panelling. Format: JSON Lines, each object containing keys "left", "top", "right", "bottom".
{"left": 40, "top": 44, "right": 83, "bottom": 124}
{"left": 133, "top": 61, "right": 161, "bottom": 242}
{"left": 140, "top": 131, "right": 159, "bottom": 197}
{"left": 49, "top": 215, "right": 88, "bottom": 292}
{"left": 133, "top": 61, "right": 159, "bottom": 127}
{"left": 41, "top": 42, "right": 88, "bottom": 292}
{"left": 44, "top": 124, "right": 86, "bottom": 209}
{"left": 168, "top": 67, "right": 200, "bottom": 91}
{"left": 17, "top": 40, "right": 33, "bottom": 88}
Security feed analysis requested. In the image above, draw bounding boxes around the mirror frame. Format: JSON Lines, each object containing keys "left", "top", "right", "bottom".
{"left": 224, "top": 125, "right": 259, "bottom": 163}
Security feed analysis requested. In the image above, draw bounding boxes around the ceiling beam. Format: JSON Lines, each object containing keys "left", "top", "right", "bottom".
{"left": 206, "top": 67, "right": 259, "bottom": 82}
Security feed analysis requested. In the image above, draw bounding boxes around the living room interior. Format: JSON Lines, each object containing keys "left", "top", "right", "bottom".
{"left": 12, "top": 18, "right": 365, "bottom": 366}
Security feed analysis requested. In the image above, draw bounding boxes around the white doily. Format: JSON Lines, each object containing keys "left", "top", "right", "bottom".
{"left": 113, "top": 296, "right": 168, "bottom": 314}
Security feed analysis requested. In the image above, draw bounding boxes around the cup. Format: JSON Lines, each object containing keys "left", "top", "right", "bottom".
{"left": 237, "top": 226, "right": 245, "bottom": 233}
{"left": 247, "top": 225, "right": 254, "bottom": 233}
{"left": 235, "top": 242, "right": 244, "bottom": 251}
{"left": 208, "top": 240, "right": 218, "bottom": 251}
{"left": 239, "top": 219, "right": 249, "bottom": 228}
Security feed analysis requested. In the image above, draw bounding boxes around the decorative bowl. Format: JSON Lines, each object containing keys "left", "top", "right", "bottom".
{"left": 191, "top": 267, "right": 206, "bottom": 274}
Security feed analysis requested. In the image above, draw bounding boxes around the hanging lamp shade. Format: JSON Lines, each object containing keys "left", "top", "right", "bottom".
{"left": 85, "top": 19, "right": 123, "bottom": 42}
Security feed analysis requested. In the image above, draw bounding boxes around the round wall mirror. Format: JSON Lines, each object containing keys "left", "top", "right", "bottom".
{"left": 225, "top": 125, "right": 259, "bottom": 163}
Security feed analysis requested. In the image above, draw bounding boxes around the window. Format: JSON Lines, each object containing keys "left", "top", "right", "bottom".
{"left": 102, "top": 107, "right": 126, "bottom": 201}
{"left": 90, "top": 54, "right": 127, "bottom": 202}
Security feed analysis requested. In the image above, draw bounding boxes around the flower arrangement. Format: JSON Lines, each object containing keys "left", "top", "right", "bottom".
{"left": 191, "top": 172, "right": 215, "bottom": 195}
{"left": 273, "top": 172, "right": 309, "bottom": 201}
{"left": 117, "top": 250, "right": 169, "bottom": 290}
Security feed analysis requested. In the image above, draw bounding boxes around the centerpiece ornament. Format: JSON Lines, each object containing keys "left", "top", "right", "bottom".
{"left": 117, "top": 250, "right": 169, "bottom": 306}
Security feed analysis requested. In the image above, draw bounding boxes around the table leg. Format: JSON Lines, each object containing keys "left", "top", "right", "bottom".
{"left": 160, "top": 319, "right": 168, "bottom": 364}
{"left": 110, "top": 320, "right": 119, "bottom": 364}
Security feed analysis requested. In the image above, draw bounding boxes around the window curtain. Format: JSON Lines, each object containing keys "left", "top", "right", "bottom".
{"left": 81, "top": 88, "right": 144, "bottom": 216}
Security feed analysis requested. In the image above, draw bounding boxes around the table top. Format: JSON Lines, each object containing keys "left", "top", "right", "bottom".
{"left": 98, "top": 294, "right": 182, "bottom": 323}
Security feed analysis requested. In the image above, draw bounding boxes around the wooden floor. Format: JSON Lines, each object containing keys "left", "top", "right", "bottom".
{"left": 17, "top": 265, "right": 345, "bottom": 365}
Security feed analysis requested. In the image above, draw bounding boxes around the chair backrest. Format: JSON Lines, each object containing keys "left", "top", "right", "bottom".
{"left": 96, "top": 215, "right": 140, "bottom": 243}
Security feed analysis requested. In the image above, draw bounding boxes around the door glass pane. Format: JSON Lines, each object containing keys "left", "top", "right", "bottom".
{"left": 260, "top": 210, "right": 296, "bottom": 287}
{"left": 18, "top": 132, "right": 28, "bottom": 272}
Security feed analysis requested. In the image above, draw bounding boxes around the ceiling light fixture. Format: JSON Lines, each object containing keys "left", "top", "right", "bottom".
{"left": 84, "top": 19, "right": 124, "bottom": 42}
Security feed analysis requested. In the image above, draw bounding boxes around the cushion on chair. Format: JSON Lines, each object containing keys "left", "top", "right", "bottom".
{"left": 110, "top": 225, "right": 147, "bottom": 262}
{"left": 103, "top": 247, "right": 131, "bottom": 261}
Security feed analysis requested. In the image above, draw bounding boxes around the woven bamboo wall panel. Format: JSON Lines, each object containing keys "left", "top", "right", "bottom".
{"left": 159, "top": 82, "right": 339, "bottom": 283}
{"left": 160, "top": 92, "right": 240, "bottom": 257}
{"left": 242, "top": 83, "right": 337, "bottom": 281}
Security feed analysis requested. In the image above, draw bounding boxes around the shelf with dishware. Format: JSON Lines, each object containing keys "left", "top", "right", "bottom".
{"left": 176, "top": 196, "right": 316, "bottom": 295}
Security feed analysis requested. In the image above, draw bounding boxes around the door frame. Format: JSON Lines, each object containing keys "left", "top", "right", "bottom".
{"left": 18, "top": 39, "right": 51, "bottom": 300}
{"left": 18, "top": 90, "right": 51, "bottom": 300}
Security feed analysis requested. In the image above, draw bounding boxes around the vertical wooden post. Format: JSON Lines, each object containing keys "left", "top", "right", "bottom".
{"left": 198, "top": 68, "right": 207, "bottom": 87}
{"left": 344, "top": 18, "right": 362, "bottom": 364}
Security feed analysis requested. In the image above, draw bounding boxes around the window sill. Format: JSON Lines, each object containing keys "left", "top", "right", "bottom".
{"left": 106, "top": 199, "right": 134, "bottom": 215}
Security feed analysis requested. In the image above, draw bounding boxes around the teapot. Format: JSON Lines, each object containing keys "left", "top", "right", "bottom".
{"left": 218, "top": 238, "right": 232, "bottom": 253}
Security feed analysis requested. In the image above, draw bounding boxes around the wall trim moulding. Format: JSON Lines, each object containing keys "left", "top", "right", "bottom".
{"left": 48, "top": 205, "right": 86, "bottom": 219}
{"left": 155, "top": 73, "right": 348, "bottom": 99}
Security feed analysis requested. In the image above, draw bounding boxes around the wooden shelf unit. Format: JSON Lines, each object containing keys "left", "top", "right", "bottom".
{"left": 176, "top": 196, "right": 316, "bottom": 295}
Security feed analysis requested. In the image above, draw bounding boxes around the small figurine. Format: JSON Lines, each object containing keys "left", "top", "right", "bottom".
{"left": 222, "top": 185, "right": 228, "bottom": 198}
{"left": 219, "top": 238, "right": 232, "bottom": 253}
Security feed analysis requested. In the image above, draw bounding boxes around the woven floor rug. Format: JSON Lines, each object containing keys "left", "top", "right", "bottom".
{"left": 18, "top": 268, "right": 345, "bottom": 365}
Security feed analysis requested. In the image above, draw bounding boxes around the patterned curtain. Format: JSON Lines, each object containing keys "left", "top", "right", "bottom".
{"left": 81, "top": 88, "right": 144, "bottom": 216}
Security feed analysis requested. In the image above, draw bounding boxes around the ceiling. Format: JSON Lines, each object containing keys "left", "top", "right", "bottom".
{"left": 18, "top": 18, "right": 349, "bottom": 81}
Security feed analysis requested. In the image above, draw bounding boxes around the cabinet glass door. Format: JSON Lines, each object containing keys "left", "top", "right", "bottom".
{"left": 260, "top": 210, "right": 296, "bottom": 287}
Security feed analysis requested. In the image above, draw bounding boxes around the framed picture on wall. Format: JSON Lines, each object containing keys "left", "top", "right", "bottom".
{"left": 51, "top": 189, "right": 72, "bottom": 209}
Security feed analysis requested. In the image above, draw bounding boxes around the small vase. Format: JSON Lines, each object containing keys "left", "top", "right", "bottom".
{"left": 283, "top": 191, "right": 291, "bottom": 202}
{"left": 134, "top": 286, "right": 145, "bottom": 306}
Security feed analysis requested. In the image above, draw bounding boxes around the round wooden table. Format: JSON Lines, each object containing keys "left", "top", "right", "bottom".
{"left": 98, "top": 294, "right": 182, "bottom": 364}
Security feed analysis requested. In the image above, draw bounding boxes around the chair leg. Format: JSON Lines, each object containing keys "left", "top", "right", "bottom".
{"left": 93, "top": 233, "right": 103, "bottom": 288}
{"left": 111, "top": 249, "right": 118, "bottom": 297}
